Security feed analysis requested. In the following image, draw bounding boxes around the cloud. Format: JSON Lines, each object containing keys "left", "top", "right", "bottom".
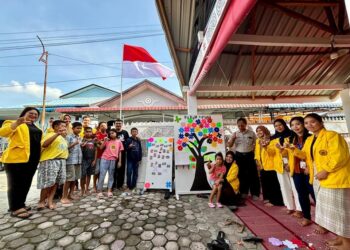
{"left": 8, "top": 81, "right": 63, "bottom": 99}
{"left": 0, "top": 81, "right": 63, "bottom": 108}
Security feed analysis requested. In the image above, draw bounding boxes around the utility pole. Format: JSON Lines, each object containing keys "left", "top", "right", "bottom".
{"left": 37, "top": 36, "right": 48, "bottom": 130}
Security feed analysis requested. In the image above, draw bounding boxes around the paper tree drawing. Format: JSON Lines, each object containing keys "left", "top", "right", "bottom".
{"left": 175, "top": 115, "right": 224, "bottom": 191}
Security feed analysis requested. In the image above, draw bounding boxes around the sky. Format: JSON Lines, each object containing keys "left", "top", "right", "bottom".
{"left": 0, "top": 0, "right": 182, "bottom": 108}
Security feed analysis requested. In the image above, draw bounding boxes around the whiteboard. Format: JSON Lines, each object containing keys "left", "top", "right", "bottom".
{"left": 174, "top": 115, "right": 225, "bottom": 193}
{"left": 143, "top": 137, "right": 173, "bottom": 191}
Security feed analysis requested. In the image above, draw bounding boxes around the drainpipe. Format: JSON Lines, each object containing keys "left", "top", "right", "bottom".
{"left": 188, "top": 0, "right": 257, "bottom": 96}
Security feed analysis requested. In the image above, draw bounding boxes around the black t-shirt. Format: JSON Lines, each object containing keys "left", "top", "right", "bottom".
{"left": 27, "top": 123, "right": 42, "bottom": 163}
{"left": 117, "top": 130, "right": 129, "bottom": 146}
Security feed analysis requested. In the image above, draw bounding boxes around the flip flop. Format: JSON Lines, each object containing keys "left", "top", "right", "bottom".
{"left": 11, "top": 209, "right": 31, "bottom": 219}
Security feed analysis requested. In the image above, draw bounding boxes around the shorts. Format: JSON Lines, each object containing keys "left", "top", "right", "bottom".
{"left": 82, "top": 159, "right": 94, "bottom": 177}
{"left": 94, "top": 158, "right": 101, "bottom": 175}
{"left": 37, "top": 159, "right": 66, "bottom": 189}
{"left": 209, "top": 179, "right": 222, "bottom": 188}
{"left": 66, "top": 164, "right": 81, "bottom": 181}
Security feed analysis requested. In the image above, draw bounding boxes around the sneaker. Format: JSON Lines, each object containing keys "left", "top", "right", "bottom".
{"left": 216, "top": 203, "right": 223, "bottom": 208}
{"left": 208, "top": 203, "right": 215, "bottom": 208}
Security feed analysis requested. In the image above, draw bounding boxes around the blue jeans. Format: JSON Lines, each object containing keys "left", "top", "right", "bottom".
{"left": 127, "top": 160, "right": 139, "bottom": 189}
{"left": 97, "top": 159, "right": 116, "bottom": 191}
{"left": 293, "top": 173, "right": 316, "bottom": 220}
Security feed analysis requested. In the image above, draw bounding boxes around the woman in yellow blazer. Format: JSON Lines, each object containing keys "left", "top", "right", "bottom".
{"left": 291, "top": 113, "right": 350, "bottom": 248}
{"left": 284, "top": 117, "right": 315, "bottom": 227}
{"left": 0, "top": 107, "right": 42, "bottom": 219}
{"left": 255, "top": 125, "right": 283, "bottom": 207}
{"left": 219, "top": 151, "right": 241, "bottom": 208}
{"left": 271, "top": 119, "right": 302, "bottom": 216}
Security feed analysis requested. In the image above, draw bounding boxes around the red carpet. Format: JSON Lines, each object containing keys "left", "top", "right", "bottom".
{"left": 234, "top": 199, "right": 335, "bottom": 249}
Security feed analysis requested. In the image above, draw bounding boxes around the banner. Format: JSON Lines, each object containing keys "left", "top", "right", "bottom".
{"left": 174, "top": 115, "right": 225, "bottom": 192}
{"left": 143, "top": 137, "right": 173, "bottom": 191}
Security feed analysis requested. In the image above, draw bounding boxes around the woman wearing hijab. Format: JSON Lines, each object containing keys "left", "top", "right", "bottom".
{"left": 219, "top": 151, "right": 241, "bottom": 208}
{"left": 255, "top": 125, "right": 284, "bottom": 206}
{"left": 0, "top": 107, "right": 42, "bottom": 219}
{"left": 271, "top": 119, "right": 302, "bottom": 216}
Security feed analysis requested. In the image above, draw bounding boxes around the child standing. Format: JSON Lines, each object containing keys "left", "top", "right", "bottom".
{"left": 97, "top": 129, "right": 123, "bottom": 198}
{"left": 61, "top": 122, "right": 82, "bottom": 204}
{"left": 125, "top": 127, "right": 142, "bottom": 192}
{"left": 93, "top": 122, "right": 108, "bottom": 192}
{"left": 81, "top": 127, "right": 96, "bottom": 196}
{"left": 208, "top": 152, "right": 227, "bottom": 208}
{"left": 38, "top": 120, "right": 68, "bottom": 210}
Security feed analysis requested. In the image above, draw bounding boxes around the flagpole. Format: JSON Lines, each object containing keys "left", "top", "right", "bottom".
{"left": 120, "top": 44, "right": 124, "bottom": 120}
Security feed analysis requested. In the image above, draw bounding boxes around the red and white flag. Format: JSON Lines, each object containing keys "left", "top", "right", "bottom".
{"left": 122, "top": 44, "right": 174, "bottom": 80}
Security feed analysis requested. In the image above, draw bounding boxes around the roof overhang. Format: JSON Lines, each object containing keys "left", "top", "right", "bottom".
{"left": 157, "top": 0, "right": 350, "bottom": 104}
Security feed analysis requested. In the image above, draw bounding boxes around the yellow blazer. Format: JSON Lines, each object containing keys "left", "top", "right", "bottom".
{"left": 255, "top": 138, "right": 276, "bottom": 171}
{"left": 293, "top": 128, "right": 350, "bottom": 188}
{"left": 0, "top": 120, "right": 41, "bottom": 163}
{"left": 270, "top": 138, "right": 285, "bottom": 174}
{"left": 283, "top": 137, "right": 311, "bottom": 177}
{"left": 226, "top": 162, "right": 240, "bottom": 194}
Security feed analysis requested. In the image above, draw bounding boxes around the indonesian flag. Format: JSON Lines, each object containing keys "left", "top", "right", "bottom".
{"left": 122, "top": 44, "right": 175, "bottom": 80}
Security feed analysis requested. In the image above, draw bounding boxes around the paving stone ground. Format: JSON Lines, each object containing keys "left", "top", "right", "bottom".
{"left": 0, "top": 191, "right": 265, "bottom": 249}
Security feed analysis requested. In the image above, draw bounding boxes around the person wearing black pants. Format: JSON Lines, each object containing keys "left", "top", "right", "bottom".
{"left": 235, "top": 151, "right": 260, "bottom": 198}
{"left": 0, "top": 107, "right": 42, "bottom": 219}
{"left": 293, "top": 173, "right": 316, "bottom": 221}
{"left": 260, "top": 170, "right": 284, "bottom": 206}
{"left": 113, "top": 119, "right": 129, "bottom": 190}
{"left": 228, "top": 118, "right": 260, "bottom": 199}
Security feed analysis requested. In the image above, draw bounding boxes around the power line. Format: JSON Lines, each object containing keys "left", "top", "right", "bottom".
{"left": 0, "top": 33, "right": 163, "bottom": 51}
{"left": 0, "top": 53, "right": 40, "bottom": 59}
{"left": 0, "top": 24, "right": 161, "bottom": 35}
{"left": 0, "top": 29, "right": 163, "bottom": 44}
{"left": 50, "top": 53, "right": 118, "bottom": 70}
{"left": 0, "top": 75, "right": 121, "bottom": 88}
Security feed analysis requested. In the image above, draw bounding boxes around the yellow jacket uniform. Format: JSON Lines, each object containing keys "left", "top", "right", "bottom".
{"left": 0, "top": 120, "right": 42, "bottom": 163}
{"left": 270, "top": 138, "right": 285, "bottom": 174}
{"left": 255, "top": 138, "right": 276, "bottom": 171}
{"left": 226, "top": 162, "right": 240, "bottom": 194}
{"left": 293, "top": 128, "right": 350, "bottom": 188}
{"left": 40, "top": 132, "right": 68, "bottom": 162}
{"left": 284, "top": 137, "right": 310, "bottom": 177}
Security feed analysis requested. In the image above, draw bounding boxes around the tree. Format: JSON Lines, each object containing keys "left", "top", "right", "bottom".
{"left": 176, "top": 116, "right": 223, "bottom": 191}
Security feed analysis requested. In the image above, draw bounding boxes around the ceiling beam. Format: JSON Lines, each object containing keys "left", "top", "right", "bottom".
{"left": 275, "top": 1, "right": 338, "bottom": 7}
{"left": 324, "top": 6, "right": 338, "bottom": 33}
{"left": 222, "top": 51, "right": 329, "bottom": 56}
{"left": 197, "top": 95, "right": 333, "bottom": 104}
{"left": 338, "top": 1, "right": 345, "bottom": 33}
{"left": 228, "top": 34, "right": 350, "bottom": 47}
{"left": 196, "top": 84, "right": 345, "bottom": 92}
{"left": 261, "top": 0, "right": 335, "bottom": 34}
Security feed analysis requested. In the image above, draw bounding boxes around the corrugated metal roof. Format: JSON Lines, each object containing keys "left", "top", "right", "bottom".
{"left": 158, "top": 1, "right": 350, "bottom": 102}
{"left": 200, "top": 3, "right": 350, "bottom": 99}
{"left": 28, "top": 97, "right": 110, "bottom": 107}
{"left": 55, "top": 102, "right": 342, "bottom": 113}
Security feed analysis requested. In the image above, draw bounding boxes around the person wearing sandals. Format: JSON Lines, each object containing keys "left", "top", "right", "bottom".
{"left": 207, "top": 152, "right": 227, "bottom": 208}
{"left": 60, "top": 122, "right": 82, "bottom": 205}
{"left": 271, "top": 119, "right": 302, "bottom": 217}
{"left": 0, "top": 107, "right": 42, "bottom": 219}
{"left": 255, "top": 126, "right": 284, "bottom": 207}
{"left": 290, "top": 113, "right": 350, "bottom": 249}
{"left": 283, "top": 117, "right": 315, "bottom": 227}
{"left": 37, "top": 120, "right": 68, "bottom": 210}
{"left": 97, "top": 129, "right": 123, "bottom": 198}
{"left": 80, "top": 127, "right": 96, "bottom": 196}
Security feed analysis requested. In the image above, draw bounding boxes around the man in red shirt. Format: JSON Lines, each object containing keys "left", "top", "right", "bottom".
{"left": 93, "top": 122, "right": 108, "bottom": 192}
